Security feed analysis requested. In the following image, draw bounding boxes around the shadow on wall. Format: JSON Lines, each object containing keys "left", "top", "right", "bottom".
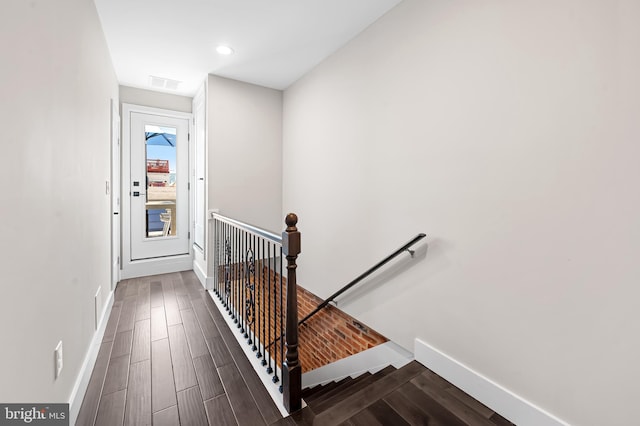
{"left": 335, "top": 239, "right": 430, "bottom": 306}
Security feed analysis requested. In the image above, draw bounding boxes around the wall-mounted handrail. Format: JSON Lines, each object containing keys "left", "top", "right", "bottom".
{"left": 266, "top": 232, "right": 427, "bottom": 351}
{"left": 298, "top": 233, "right": 426, "bottom": 327}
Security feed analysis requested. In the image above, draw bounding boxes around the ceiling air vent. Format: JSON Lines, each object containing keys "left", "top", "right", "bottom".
{"left": 149, "top": 75, "right": 181, "bottom": 90}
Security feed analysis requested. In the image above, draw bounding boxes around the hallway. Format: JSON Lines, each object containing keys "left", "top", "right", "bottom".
{"left": 76, "top": 271, "right": 282, "bottom": 425}
{"left": 76, "top": 271, "right": 515, "bottom": 426}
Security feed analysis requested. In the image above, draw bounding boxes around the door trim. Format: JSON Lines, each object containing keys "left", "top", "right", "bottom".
{"left": 110, "top": 98, "right": 121, "bottom": 290}
{"left": 121, "top": 103, "right": 193, "bottom": 279}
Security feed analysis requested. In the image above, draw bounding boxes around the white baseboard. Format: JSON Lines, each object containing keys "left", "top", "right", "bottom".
{"left": 414, "top": 338, "right": 569, "bottom": 426}
{"left": 68, "top": 290, "right": 115, "bottom": 426}
{"left": 207, "top": 290, "right": 293, "bottom": 417}
{"left": 205, "top": 277, "right": 214, "bottom": 291}
{"left": 121, "top": 254, "right": 192, "bottom": 279}
{"left": 192, "top": 259, "right": 215, "bottom": 292}
{"left": 193, "top": 259, "right": 207, "bottom": 286}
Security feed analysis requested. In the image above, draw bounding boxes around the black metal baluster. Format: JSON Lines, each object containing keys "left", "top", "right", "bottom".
{"left": 216, "top": 219, "right": 221, "bottom": 299}
{"left": 223, "top": 222, "right": 227, "bottom": 304}
{"left": 239, "top": 230, "right": 243, "bottom": 329}
{"left": 229, "top": 224, "right": 234, "bottom": 317}
{"left": 267, "top": 243, "right": 276, "bottom": 374}
{"left": 222, "top": 221, "right": 227, "bottom": 307}
{"left": 238, "top": 228, "right": 242, "bottom": 322}
{"left": 245, "top": 241, "right": 253, "bottom": 341}
{"left": 255, "top": 236, "right": 261, "bottom": 357}
{"left": 252, "top": 237, "right": 256, "bottom": 349}
{"left": 224, "top": 223, "right": 231, "bottom": 310}
{"left": 218, "top": 219, "right": 222, "bottom": 299}
{"left": 216, "top": 219, "right": 219, "bottom": 300}
{"left": 274, "top": 246, "right": 282, "bottom": 386}
{"left": 229, "top": 224, "right": 233, "bottom": 314}
{"left": 237, "top": 228, "right": 243, "bottom": 330}
{"left": 277, "top": 246, "right": 282, "bottom": 391}
{"left": 228, "top": 222, "right": 232, "bottom": 307}
{"left": 213, "top": 218, "right": 218, "bottom": 298}
{"left": 240, "top": 230, "right": 246, "bottom": 336}
{"left": 259, "top": 238, "right": 265, "bottom": 363}
{"left": 250, "top": 234, "right": 257, "bottom": 351}
{"left": 221, "top": 220, "right": 225, "bottom": 305}
{"left": 267, "top": 242, "right": 273, "bottom": 375}
{"left": 250, "top": 235, "right": 256, "bottom": 348}
{"left": 233, "top": 227, "right": 238, "bottom": 323}
{"left": 254, "top": 234, "right": 259, "bottom": 352}
{"left": 243, "top": 230, "right": 249, "bottom": 336}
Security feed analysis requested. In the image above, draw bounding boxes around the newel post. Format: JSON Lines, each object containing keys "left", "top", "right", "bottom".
{"left": 282, "top": 213, "right": 302, "bottom": 412}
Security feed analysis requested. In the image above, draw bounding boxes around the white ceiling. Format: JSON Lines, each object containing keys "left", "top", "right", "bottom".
{"left": 94, "top": 0, "right": 403, "bottom": 97}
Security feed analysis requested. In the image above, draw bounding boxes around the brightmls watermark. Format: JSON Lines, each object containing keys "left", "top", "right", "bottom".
{"left": 0, "top": 404, "right": 68, "bottom": 425}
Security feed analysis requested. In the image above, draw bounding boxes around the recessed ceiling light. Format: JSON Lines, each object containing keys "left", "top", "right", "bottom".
{"left": 216, "top": 45, "right": 234, "bottom": 55}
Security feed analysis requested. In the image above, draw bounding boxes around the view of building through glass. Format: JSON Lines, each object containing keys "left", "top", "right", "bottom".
{"left": 145, "top": 125, "right": 177, "bottom": 238}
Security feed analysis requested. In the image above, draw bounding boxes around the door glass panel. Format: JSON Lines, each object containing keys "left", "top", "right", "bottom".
{"left": 145, "top": 125, "right": 177, "bottom": 238}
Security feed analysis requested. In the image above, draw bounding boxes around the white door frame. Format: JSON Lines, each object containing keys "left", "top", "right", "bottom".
{"left": 110, "top": 99, "right": 121, "bottom": 290}
{"left": 121, "top": 103, "right": 193, "bottom": 279}
{"left": 191, "top": 84, "right": 208, "bottom": 286}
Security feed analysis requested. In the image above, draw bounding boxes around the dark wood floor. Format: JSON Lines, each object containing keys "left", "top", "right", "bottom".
{"left": 280, "top": 362, "right": 515, "bottom": 426}
{"left": 76, "top": 271, "right": 283, "bottom": 426}
{"left": 77, "top": 271, "right": 514, "bottom": 426}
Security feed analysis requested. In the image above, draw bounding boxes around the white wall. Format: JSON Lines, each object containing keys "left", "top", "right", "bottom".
{"left": 207, "top": 75, "right": 283, "bottom": 233}
{"left": 120, "top": 85, "right": 193, "bottom": 113}
{"left": 0, "top": 0, "right": 118, "bottom": 404}
{"left": 283, "top": 1, "right": 640, "bottom": 425}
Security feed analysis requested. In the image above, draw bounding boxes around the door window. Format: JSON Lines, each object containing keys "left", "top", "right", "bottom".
{"left": 145, "top": 125, "right": 177, "bottom": 238}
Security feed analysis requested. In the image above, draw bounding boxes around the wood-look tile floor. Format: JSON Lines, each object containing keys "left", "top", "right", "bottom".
{"left": 78, "top": 271, "right": 515, "bottom": 426}
{"left": 76, "top": 271, "right": 283, "bottom": 426}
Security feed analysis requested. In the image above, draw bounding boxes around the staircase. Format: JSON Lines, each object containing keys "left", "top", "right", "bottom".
{"left": 273, "top": 361, "right": 515, "bottom": 426}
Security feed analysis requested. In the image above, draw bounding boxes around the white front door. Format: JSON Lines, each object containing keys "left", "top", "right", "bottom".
{"left": 129, "top": 110, "right": 190, "bottom": 260}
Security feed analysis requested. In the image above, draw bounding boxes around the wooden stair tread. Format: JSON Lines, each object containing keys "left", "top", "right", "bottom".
{"left": 360, "top": 399, "right": 411, "bottom": 425}
{"left": 410, "top": 372, "right": 496, "bottom": 426}
{"left": 394, "top": 381, "right": 469, "bottom": 426}
{"left": 311, "top": 361, "right": 426, "bottom": 425}
{"left": 302, "top": 365, "right": 397, "bottom": 407}
{"left": 383, "top": 388, "right": 442, "bottom": 426}
{"left": 280, "top": 362, "right": 515, "bottom": 426}
{"left": 309, "top": 368, "right": 398, "bottom": 413}
{"left": 302, "top": 377, "right": 350, "bottom": 401}
{"left": 375, "top": 365, "right": 397, "bottom": 376}
{"left": 306, "top": 373, "right": 372, "bottom": 406}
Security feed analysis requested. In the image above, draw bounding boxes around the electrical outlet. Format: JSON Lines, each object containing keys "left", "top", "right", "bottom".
{"left": 54, "top": 341, "right": 63, "bottom": 379}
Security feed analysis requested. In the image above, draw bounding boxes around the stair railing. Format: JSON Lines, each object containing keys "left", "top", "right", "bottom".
{"left": 298, "top": 233, "right": 426, "bottom": 327}
{"left": 211, "top": 212, "right": 302, "bottom": 412}
{"left": 266, "top": 233, "right": 427, "bottom": 351}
